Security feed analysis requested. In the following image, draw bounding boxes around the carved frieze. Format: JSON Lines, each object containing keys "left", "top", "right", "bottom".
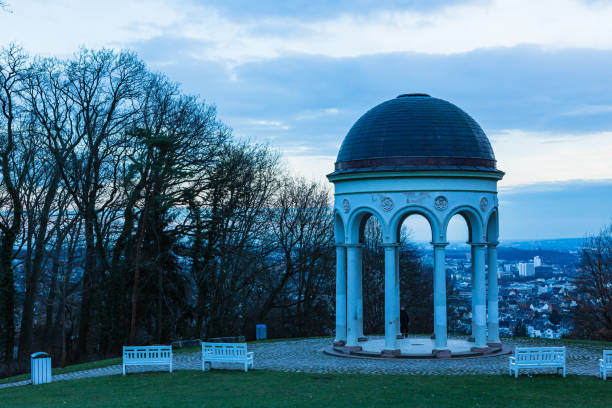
{"left": 434, "top": 195, "right": 448, "bottom": 211}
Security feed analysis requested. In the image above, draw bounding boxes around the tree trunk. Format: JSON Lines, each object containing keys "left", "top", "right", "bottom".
{"left": 77, "top": 212, "right": 96, "bottom": 357}
{"left": 19, "top": 171, "right": 61, "bottom": 360}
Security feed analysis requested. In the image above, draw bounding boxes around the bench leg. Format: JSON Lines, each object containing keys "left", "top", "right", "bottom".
{"left": 122, "top": 364, "right": 126, "bottom": 376}
{"left": 244, "top": 361, "right": 248, "bottom": 372}
{"left": 563, "top": 366, "right": 566, "bottom": 378}
{"left": 170, "top": 362, "right": 173, "bottom": 373}
{"left": 515, "top": 368, "right": 518, "bottom": 378}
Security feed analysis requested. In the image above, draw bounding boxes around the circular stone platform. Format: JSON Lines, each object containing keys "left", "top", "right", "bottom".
{"left": 329, "top": 336, "right": 510, "bottom": 359}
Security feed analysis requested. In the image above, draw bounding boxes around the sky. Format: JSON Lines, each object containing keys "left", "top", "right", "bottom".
{"left": 2, "top": 0, "right": 612, "bottom": 240}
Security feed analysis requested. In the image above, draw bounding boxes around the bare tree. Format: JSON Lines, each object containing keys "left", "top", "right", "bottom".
{"left": 15, "top": 57, "right": 69, "bottom": 359}
{"left": 0, "top": 45, "right": 432, "bottom": 377}
{"left": 572, "top": 223, "right": 612, "bottom": 341}
{"left": 361, "top": 221, "right": 433, "bottom": 335}
{"left": 256, "top": 176, "right": 334, "bottom": 337}
{"left": 48, "top": 49, "right": 145, "bottom": 356}
{"left": 0, "top": 44, "right": 28, "bottom": 362}
{"left": 189, "top": 142, "right": 280, "bottom": 338}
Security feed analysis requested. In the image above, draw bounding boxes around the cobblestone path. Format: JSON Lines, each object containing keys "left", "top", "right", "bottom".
{"left": 1, "top": 337, "right": 608, "bottom": 390}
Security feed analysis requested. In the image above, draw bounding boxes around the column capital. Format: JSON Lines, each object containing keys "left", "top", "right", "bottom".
{"left": 487, "top": 241, "right": 500, "bottom": 247}
{"left": 381, "top": 243, "right": 400, "bottom": 248}
{"left": 431, "top": 241, "right": 449, "bottom": 248}
{"left": 344, "top": 243, "right": 364, "bottom": 248}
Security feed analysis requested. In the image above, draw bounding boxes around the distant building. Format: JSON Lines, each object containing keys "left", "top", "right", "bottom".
{"left": 534, "top": 256, "right": 542, "bottom": 267}
{"left": 518, "top": 262, "right": 535, "bottom": 277}
{"left": 535, "top": 265, "right": 554, "bottom": 278}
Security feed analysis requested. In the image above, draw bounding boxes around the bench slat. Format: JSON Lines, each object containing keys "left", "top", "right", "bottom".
{"left": 600, "top": 350, "right": 612, "bottom": 380}
{"left": 122, "top": 345, "right": 173, "bottom": 375}
{"left": 509, "top": 347, "right": 566, "bottom": 378}
{"left": 202, "top": 342, "right": 254, "bottom": 372}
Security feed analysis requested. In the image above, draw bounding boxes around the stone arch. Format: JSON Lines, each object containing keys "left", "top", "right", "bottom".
{"left": 486, "top": 208, "right": 499, "bottom": 244}
{"left": 334, "top": 211, "right": 346, "bottom": 244}
{"left": 389, "top": 205, "right": 441, "bottom": 243}
{"left": 442, "top": 205, "right": 485, "bottom": 244}
{"left": 347, "top": 206, "right": 387, "bottom": 244}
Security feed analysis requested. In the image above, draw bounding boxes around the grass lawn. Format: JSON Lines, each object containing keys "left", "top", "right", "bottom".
{"left": 0, "top": 357, "right": 122, "bottom": 385}
{"left": 1, "top": 370, "right": 610, "bottom": 408}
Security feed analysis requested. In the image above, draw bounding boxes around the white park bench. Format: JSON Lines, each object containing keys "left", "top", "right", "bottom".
{"left": 508, "top": 347, "right": 566, "bottom": 378}
{"left": 201, "top": 342, "right": 254, "bottom": 372}
{"left": 122, "top": 345, "right": 173, "bottom": 375}
{"left": 600, "top": 350, "right": 612, "bottom": 380}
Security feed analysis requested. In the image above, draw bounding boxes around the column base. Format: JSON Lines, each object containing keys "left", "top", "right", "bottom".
{"left": 467, "top": 337, "right": 475, "bottom": 342}
{"left": 381, "top": 349, "right": 401, "bottom": 357}
{"left": 396, "top": 334, "right": 404, "bottom": 339}
{"left": 433, "top": 349, "right": 451, "bottom": 358}
{"left": 341, "top": 345, "right": 363, "bottom": 353}
{"left": 470, "top": 346, "right": 490, "bottom": 353}
{"left": 487, "top": 342, "right": 502, "bottom": 348}
{"left": 358, "top": 336, "right": 368, "bottom": 342}
{"left": 333, "top": 340, "right": 346, "bottom": 347}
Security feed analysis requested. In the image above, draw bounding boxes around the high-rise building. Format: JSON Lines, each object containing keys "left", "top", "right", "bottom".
{"left": 534, "top": 256, "right": 542, "bottom": 267}
{"left": 518, "top": 262, "right": 535, "bottom": 277}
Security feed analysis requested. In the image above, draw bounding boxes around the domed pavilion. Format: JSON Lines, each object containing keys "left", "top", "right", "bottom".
{"left": 327, "top": 94, "right": 504, "bottom": 358}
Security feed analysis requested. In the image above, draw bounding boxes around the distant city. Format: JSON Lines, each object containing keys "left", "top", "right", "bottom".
{"left": 415, "top": 238, "right": 582, "bottom": 340}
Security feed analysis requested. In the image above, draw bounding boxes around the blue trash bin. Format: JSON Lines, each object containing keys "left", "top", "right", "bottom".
{"left": 256, "top": 324, "right": 267, "bottom": 340}
{"left": 31, "top": 352, "right": 52, "bottom": 385}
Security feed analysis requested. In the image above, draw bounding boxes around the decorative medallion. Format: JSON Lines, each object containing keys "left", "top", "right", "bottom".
{"left": 480, "top": 197, "right": 488, "bottom": 212}
{"left": 342, "top": 198, "right": 350, "bottom": 213}
{"left": 381, "top": 196, "right": 394, "bottom": 212}
{"left": 434, "top": 195, "right": 448, "bottom": 211}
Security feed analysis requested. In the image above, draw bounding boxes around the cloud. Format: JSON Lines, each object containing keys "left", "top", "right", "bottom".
{"left": 6, "top": 0, "right": 612, "bottom": 65}
{"left": 0, "top": 0, "right": 183, "bottom": 56}
{"left": 294, "top": 108, "right": 340, "bottom": 121}
{"left": 498, "top": 179, "right": 612, "bottom": 239}
{"left": 246, "top": 119, "right": 290, "bottom": 130}
{"left": 281, "top": 154, "right": 336, "bottom": 184}
{"left": 131, "top": 45, "right": 612, "bottom": 188}
{"left": 398, "top": 179, "right": 612, "bottom": 241}
{"left": 278, "top": 128, "right": 612, "bottom": 188}
{"left": 562, "top": 105, "right": 612, "bottom": 116}
{"left": 492, "top": 129, "right": 612, "bottom": 187}
{"left": 5, "top": 2, "right": 612, "bottom": 193}
{"left": 198, "top": 0, "right": 474, "bottom": 20}
{"left": 175, "top": 0, "right": 612, "bottom": 64}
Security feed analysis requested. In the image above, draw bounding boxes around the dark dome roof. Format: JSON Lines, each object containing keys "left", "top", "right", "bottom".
{"left": 333, "top": 94, "right": 500, "bottom": 175}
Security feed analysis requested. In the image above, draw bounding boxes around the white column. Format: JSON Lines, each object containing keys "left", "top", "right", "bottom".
{"left": 346, "top": 244, "right": 362, "bottom": 347}
{"left": 383, "top": 244, "right": 399, "bottom": 354}
{"left": 433, "top": 242, "right": 449, "bottom": 352}
{"left": 472, "top": 243, "right": 487, "bottom": 349}
{"left": 355, "top": 245, "right": 365, "bottom": 341}
{"left": 394, "top": 245, "right": 401, "bottom": 338}
{"left": 487, "top": 243, "right": 501, "bottom": 345}
{"left": 470, "top": 244, "right": 476, "bottom": 340}
{"left": 334, "top": 245, "right": 347, "bottom": 345}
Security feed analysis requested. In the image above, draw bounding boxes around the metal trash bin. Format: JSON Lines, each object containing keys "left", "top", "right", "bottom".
{"left": 256, "top": 324, "right": 267, "bottom": 340}
{"left": 31, "top": 352, "right": 52, "bottom": 385}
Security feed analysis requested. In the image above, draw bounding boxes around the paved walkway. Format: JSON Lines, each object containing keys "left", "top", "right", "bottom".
{"left": 0, "top": 337, "right": 608, "bottom": 390}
